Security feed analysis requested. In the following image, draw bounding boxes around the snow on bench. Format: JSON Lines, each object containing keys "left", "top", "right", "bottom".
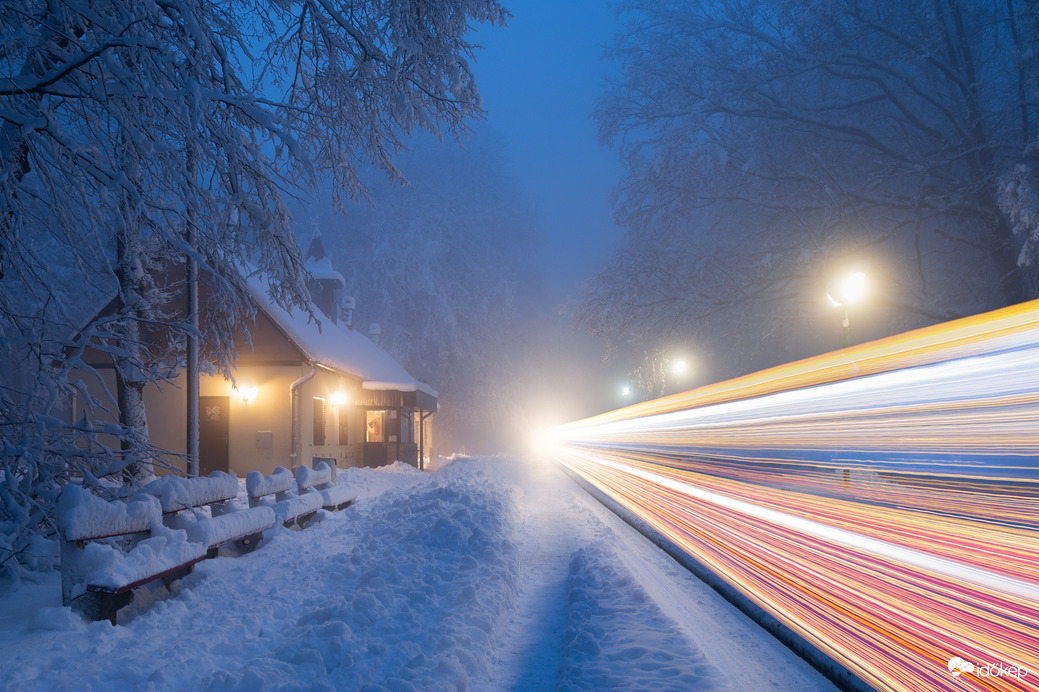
{"left": 139, "top": 472, "right": 275, "bottom": 558}
{"left": 246, "top": 467, "right": 322, "bottom": 528}
{"left": 140, "top": 472, "right": 240, "bottom": 513}
{"left": 296, "top": 460, "right": 357, "bottom": 512}
{"left": 57, "top": 485, "right": 206, "bottom": 624}
{"left": 169, "top": 506, "right": 276, "bottom": 556}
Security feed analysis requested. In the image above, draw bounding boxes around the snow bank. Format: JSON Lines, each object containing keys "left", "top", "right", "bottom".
{"left": 57, "top": 485, "right": 160, "bottom": 542}
{"left": 200, "top": 459, "right": 520, "bottom": 690}
{"left": 140, "top": 472, "right": 239, "bottom": 513}
{"left": 335, "top": 461, "right": 429, "bottom": 502}
{"left": 1, "top": 459, "right": 520, "bottom": 689}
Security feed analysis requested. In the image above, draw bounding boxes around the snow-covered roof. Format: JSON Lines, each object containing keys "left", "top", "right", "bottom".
{"left": 305, "top": 257, "right": 346, "bottom": 288}
{"left": 243, "top": 272, "right": 436, "bottom": 399}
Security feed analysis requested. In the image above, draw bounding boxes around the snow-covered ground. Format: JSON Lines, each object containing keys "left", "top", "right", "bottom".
{"left": 0, "top": 456, "right": 837, "bottom": 691}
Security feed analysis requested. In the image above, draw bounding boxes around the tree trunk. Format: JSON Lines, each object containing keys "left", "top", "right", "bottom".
{"left": 114, "top": 205, "right": 153, "bottom": 485}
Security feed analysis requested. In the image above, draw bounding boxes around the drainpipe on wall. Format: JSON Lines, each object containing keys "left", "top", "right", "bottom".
{"left": 290, "top": 362, "right": 317, "bottom": 470}
{"left": 419, "top": 410, "right": 432, "bottom": 471}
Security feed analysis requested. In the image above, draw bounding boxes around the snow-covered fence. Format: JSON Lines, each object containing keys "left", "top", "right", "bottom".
{"left": 56, "top": 485, "right": 207, "bottom": 624}
{"left": 246, "top": 467, "right": 322, "bottom": 528}
{"left": 296, "top": 460, "right": 357, "bottom": 512}
{"left": 138, "top": 472, "right": 275, "bottom": 558}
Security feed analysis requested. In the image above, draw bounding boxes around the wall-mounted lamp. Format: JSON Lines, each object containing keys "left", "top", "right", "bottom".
{"left": 240, "top": 386, "right": 258, "bottom": 404}
{"left": 330, "top": 391, "right": 347, "bottom": 407}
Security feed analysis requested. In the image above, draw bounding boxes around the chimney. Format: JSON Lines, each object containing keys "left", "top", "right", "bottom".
{"left": 340, "top": 295, "right": 355, "bottom": 329}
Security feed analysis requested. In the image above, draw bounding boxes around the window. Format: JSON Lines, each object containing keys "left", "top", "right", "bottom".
{"left": 366, "top": 410, "right": 385, "bottom": 443}
{"left": 400, "top": 410, "right": 413, "bottom": 444}
{"left": 313, "top": 397, "right": 326, "bottom": 446}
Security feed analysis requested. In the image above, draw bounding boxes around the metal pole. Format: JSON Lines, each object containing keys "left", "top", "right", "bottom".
{"left": 419, "top": 411, "right": 428, "bottom": 471}
{"left": 185, "top": 137, "right": 199, "bottom": 477}
{"left": 186, "top": 223, "right": 199, "bottom": 477}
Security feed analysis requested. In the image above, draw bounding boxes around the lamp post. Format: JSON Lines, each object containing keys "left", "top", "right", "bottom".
{"left": 667, "top": 357, "right": 690, "bottom": 394}
{"left": 827, "top": 270, "right": 867, "bottom": 348}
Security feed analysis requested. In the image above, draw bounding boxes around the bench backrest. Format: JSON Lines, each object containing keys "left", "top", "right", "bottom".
{"left": 139, "top": 471, "right": 239, "bottom": 513}
{"left": 296, "top": 461, "right": 334, "bottom": 491}
{"left": 57, "top": 484, "right": 161, "bottom": 542}
{"left": 246, "top": 466, "right": 295, "bottom": 500}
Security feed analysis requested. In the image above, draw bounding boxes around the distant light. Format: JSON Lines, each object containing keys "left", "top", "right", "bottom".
{"left": 842, "top": 272, "right": 867, "bottom": 304}
{"left": 828, "top": 270, "right": 867, "bottom": 307}
{"left": 330, "top": 391, "right": 347, "bottom": 407}
{"left": 673, "top": 359, "right": 688, "bottom": 375}
{"left": 622, "top": 385, "right": 632, "bottom": 397}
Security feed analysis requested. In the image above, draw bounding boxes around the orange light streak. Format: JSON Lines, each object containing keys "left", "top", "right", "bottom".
{"left": 551, "top": 301, "right": 1039, "bottom": 692}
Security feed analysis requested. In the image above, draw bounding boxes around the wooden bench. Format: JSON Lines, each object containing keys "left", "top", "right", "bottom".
{"left": 139, "top": 471, "right": 276, "bottom": 558}
{"left": 57, "top": 484, "right": 207, "bottom": 624}
{"left": 246, "top": 466, "right": 323, "bottom": 528}
{"left": 296, "top": 460, "right": 357, "bottom": 511}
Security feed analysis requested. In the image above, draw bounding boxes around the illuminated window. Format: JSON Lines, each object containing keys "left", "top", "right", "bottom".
{"left": 366, "top": 410, "right": 385, "bottom": 443}
{"left": 313, "top": 398, "right": 326, "bottom": 446}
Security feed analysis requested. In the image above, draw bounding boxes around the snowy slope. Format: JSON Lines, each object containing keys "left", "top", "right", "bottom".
{"left": 0, "top": 457, "right": 836, "bottom": 691}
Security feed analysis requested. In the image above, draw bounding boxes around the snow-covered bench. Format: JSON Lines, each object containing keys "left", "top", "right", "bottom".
{"left": 139, "top": 471, "right": 275, "bottom": 558}
{"left": 57, "top": 485, "right": 207, "bottom": 624}
{"left": 296, "top": 460, "right": 357, "bottom": 512}
{"left": 246, "top": 466, "right": 323, "bottom": 528}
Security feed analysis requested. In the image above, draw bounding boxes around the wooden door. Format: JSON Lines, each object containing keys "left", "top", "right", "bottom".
{"left": 199, "top": 396, "right": 229, "bottom": 475}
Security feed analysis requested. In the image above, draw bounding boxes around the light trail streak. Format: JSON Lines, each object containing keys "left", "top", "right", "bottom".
{"left": 550, "top": 301, "right": 1039, "bottom": 692}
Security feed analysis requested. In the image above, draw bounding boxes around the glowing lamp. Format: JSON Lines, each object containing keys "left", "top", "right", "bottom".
{"left": 828, "top": 271, "right": 866, "bottom": 306}
{"left": 240, "top": 386, "right": 258, "bottom": 404}
{"left": 330, "top": 391, "right": 347, "bottom": 407}
{"left": 826, "top": 266, "right": 868, "bottom": 348}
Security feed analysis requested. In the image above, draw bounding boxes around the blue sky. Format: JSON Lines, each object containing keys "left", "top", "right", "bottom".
{"left": 470, "top": 1, "right": 625, "bottom": 298}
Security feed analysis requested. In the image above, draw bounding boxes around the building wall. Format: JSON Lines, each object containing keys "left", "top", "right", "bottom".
{"left": 295, "top": 368, "right": 364, "bottom": 472}
{"left": 143, "top": 365, "right": 301, "bottom": 477}
{"left": 76, "top": 362, "right": 366, "bottom": 479}
{"left": 71, "top": 305, "right": 394, "bottom": 479}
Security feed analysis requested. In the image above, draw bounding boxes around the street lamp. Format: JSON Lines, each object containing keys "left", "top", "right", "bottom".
{"left": 827, "top": 270, "right": 867, "bottom": 348}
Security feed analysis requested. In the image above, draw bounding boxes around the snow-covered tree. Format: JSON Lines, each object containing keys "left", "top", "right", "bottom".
{"left": 1000, "top": 147, "right": 1039, "bottom": 267}
{"left": 580, "top": 0, "right": 1039, "bottom": 387}
{"left": 998, "top": 3, "right": 1039, "bottom": 268}
{"left": 316, "top": 136, "right": 543, "bottom": 453}
{"left": 0, "top": 0, "right": 506, "bottom": 579}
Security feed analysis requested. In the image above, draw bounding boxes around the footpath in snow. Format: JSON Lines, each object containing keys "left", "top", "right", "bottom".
{"left": 0, "top": 456, "right": 837, "bottom": 691}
